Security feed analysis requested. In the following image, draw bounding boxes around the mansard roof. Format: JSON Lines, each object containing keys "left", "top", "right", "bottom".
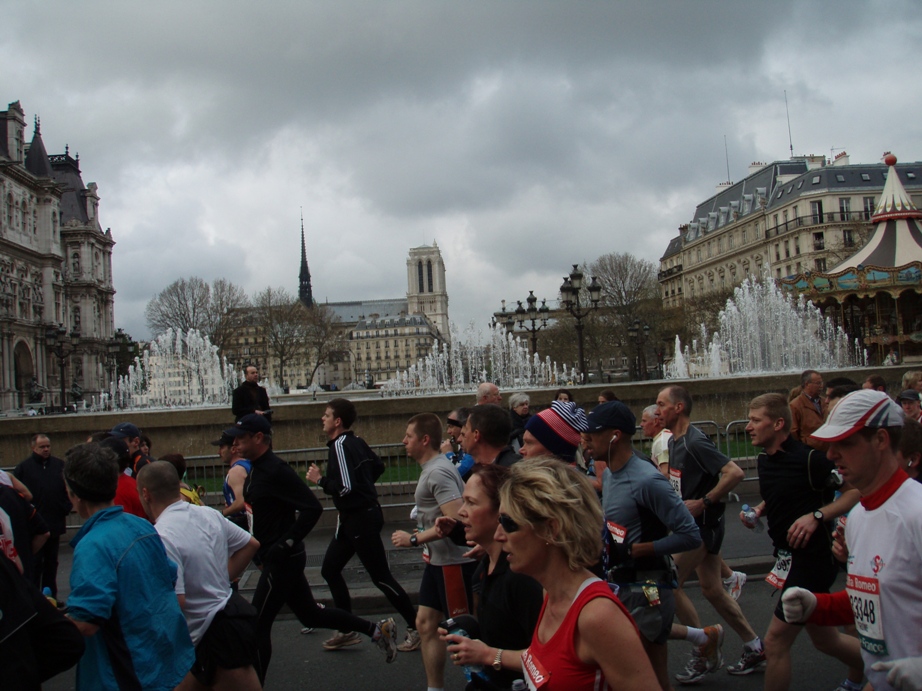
{"left": 24, "top": 118, "right": 53, "bottom": 178}
{"left": 660, "top": 235, "right": 683, "bottom": 261}
{"left": 49, "top": 151, "right": 89, "bottom": 225}
{"left": 325, "top": 298, "right": 410, "bottom": 325}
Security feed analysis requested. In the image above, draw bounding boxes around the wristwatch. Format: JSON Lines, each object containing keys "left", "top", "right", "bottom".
{"left": 812, "top": 510, "right": 824, "bottom": 522}
{"left": 702, "top": 496, "right": 714, "bottom": 509}
{"left": 493, "top": 648, "right": 504, "bottom": 671}
{"left": 410, "top": 534, "right": 418, "bottom": 547}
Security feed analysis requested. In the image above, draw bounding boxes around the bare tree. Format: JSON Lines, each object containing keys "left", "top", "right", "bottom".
{"left": 252, "top": 286, "right": 308, "bottom": 388}
{"left": 145, "top": 277, "right": 250, "bottom": 354}
{"left": 304, "top": 304, "right": 348, "bottom": 386}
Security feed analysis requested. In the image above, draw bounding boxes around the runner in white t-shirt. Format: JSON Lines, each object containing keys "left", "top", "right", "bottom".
{"left": 782, "top": 389, "right": 922, "bottom": 691}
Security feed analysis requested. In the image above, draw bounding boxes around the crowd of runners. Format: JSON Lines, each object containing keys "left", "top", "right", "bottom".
{"left": 3, "top": 370, "right": 922, "bottom": 690}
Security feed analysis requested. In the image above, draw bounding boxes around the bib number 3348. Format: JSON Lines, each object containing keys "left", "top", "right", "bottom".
{"left": 847, "top": 574, "right": 887, "bottom": 656}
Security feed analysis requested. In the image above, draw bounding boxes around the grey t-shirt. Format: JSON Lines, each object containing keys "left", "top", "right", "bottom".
{"left": 415, "top": 454, "right": 472, "bottom": 566}
{"left": 668, "top": 425, "right": 730, "bottom": 525}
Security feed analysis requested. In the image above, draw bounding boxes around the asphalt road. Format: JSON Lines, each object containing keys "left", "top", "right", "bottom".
{"left": 43, "top": 570, "right": 856, "bottom": 691}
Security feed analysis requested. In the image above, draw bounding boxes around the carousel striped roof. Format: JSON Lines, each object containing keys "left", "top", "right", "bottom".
{"left": 829, "top": 153, "right": 922, "bottom": 272}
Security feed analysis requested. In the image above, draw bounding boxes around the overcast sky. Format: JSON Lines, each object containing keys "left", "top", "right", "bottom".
{"left": 3, "top": 1, "right": 920, "bottom": 343}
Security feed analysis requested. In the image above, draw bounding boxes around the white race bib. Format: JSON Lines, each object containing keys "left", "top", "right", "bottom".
{"left": 766, "top": 549, "right": 792, "bottom": 589}
{"left": 669, "top": 467, "right": 682, "bottom": 496}
{"left": 847, "top": 573, "right": 887, "bottom": 656}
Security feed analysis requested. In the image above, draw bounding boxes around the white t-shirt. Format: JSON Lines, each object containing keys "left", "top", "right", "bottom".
{"left": 0, "top": 469, "right": 13, "bottom": 488}
{"left": 846, "top": 476, "right": 922, "bottom": 691}
{"left": 155, "top": 501, "right": 252, "bottom": 645}
{"left": 652, "top": 429, "right": 673, "bottom": 467}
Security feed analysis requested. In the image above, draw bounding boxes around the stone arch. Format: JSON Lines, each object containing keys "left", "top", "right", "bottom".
{"left": 13, "top": 340, "right": 34, "bottom": 407}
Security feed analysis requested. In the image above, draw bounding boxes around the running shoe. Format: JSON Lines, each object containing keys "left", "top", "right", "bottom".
{"left": 723, "top": 571, "right": 747, "bottom": 601}
{"left": 726, "top": 646, "right": 766, "bottom": 675}
{"left": 699, "top": 624, "right": 724, "bottom": 672}
{"left": 322, "top": 631, "right": 362, "bottom": 650}
{"left": 374, "top": 617, "right": 398, "bottom": 663}
{"left": 397, "top": 628, "right": 421, "bottom": 652}
{"left": 675, "top": 650, "right": 709, "bottom": 685}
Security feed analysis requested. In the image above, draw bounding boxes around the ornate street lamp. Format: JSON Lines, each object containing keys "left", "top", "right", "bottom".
{"left": 514, "top": 291, "right": 551, "bottom": 354}
{"left": 490, "top": 300, "right": 515, "bottom": 332}
{"left": 627, "top": 319, "right": 651, "bottom": 380}
{"left": 559, "top": 264, "right": 602, "bottom": 382}
{"left": 45, "top": 324, "right": 81, "bottom": 413}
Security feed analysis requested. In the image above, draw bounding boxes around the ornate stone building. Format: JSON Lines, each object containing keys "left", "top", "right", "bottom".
{"left": 0, "top": 101, "right": 116, "bottom": 410}
{"left": 659, "top": 153, "right": 922, "bottom": 311}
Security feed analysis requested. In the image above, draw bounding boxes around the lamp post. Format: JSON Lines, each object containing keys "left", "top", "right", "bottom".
{"left": 45, "top": 324, "right": 80, "bottom": 413}
{"left": 559, "top": 264, "right": 602, "bottom": 383}
{"left": 490, "top": 300, "right": 515, "bottom": 332}
{"left": 514, "top": 291, "right": 551, "bottom": 354}
{"left": 627, "top": 319, "right": 651, "bottom": 381}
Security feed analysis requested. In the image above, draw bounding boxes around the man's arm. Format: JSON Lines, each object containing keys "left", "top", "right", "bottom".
{"left": 315, "top": 439, "right": 356, "bottom": 498}
{"left": 393, "top": 498, "right": 463, "bottom": 548}
{"left": 229, "top": 536, "right": 260, "bottom": 582}
{"left": 787, "top": 488, "right": 860, "bottom": 550}
{"left": 7, "top": 471, "right": 33, "bottom": 501}
{"left": 685, "top": 460, "right": 744, "bottom": 518}
{"left": 221, "top": 466, "right": 248, "bottom": 517}
{"left": 31, "top": 531, "right": 49, "bottom": 554}
{"left": 789, "top": 402, "right": 803, "bottom": 442}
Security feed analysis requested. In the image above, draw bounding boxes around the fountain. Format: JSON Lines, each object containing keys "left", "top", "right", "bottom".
{"left": 105, "top": 328, "right": 242, "bottom": 410}
{"left": 381, "top": 322, "right": 578, "bottom": 396}
{"left": 667, "top": 275, "right": 865, "bottom": 379}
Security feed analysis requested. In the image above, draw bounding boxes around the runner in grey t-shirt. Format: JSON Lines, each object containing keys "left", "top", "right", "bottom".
{"left": 415, "top": 454, "right": 470, "bottom": 566}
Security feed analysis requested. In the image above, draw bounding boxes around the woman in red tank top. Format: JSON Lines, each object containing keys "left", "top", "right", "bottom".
{"left": 496, "top": 457, "right": 658, "bottom": 690}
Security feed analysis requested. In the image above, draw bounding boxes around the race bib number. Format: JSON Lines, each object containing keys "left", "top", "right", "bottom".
{"left": 245, "top": 502, "right": 254, "bottom": 535}
{"left": 847, "top": 574, "right": 887, "bottom": 656}
{"left": 669, "top": 468, "right": 682, "bottom": 496}
{"left": 606, "top": 520, "right": 627, "bottom": 544}
{"left": 522, "top": 648, "right": 550, "bottom": 690}
{"left": 766, "top": 549, "right": 792, "bottom": 589}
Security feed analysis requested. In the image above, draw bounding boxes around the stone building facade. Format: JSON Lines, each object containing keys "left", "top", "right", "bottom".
{"left": 659, "top": 153, "right": 922, "bottom": 310}
{"left": 0, "top": 101, "right": 116, "bottom": 411}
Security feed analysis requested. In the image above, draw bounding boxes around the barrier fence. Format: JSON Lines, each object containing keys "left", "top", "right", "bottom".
{"left": 5, "top": 419, "right": 762, "bottom": 532}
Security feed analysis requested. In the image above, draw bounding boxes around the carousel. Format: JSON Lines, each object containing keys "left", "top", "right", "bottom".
{"left": 780, "top": 153, "right": 922, "bottom": 364}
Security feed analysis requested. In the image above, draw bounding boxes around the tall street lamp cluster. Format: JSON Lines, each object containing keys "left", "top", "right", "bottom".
{"left": 492, "top": 291, "right": 551, "bottom": 354}
{"left": 627, "top": 318, "right": 651, "bottom": 381}
{"left": 559, "top": 264, "right": 602, "bottom": 383}
{"left": 44, "top": 324, "right": 80, "bottom": 412}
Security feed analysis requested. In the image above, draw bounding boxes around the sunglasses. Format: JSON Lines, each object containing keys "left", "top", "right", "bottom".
{"left": 447, "top": 419, "right": 462, "bottom": 427}
{"left": 497, "top": 513, "right": 520, "bottom": 533}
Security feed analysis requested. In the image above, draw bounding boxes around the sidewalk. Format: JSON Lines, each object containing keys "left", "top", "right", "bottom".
{"left": 51, "top": 513, "right": 776, "bottom": 616}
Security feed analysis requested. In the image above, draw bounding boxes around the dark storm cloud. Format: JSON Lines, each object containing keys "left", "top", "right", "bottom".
{"left": 1, "top": 0, "right": 920, "bottom": 342}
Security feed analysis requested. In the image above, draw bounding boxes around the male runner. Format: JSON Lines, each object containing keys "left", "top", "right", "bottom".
{"left": 307, "top": 398, "right": 418, "bottom": 652}
{"left": 742, "top": 393, "right": 862, "bottom": 691}
{"left": 782, "top": 390, "right": 922, "bottom": 691}
{"left": 229, "top": 414, "right": 397, "bottom": 684}
{"left": 392, "top": 413, "right": 475, "bottom": 691}
{"left": 656, "top": 384, "right": 764, "bottom": 683}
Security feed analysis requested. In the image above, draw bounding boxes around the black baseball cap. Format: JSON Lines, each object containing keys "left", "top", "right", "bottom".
{"left": 224, "top": 414, "right": 271, "bottom": 437}
{"left": 585, "top": 401, "right": 637, "bottom": 434}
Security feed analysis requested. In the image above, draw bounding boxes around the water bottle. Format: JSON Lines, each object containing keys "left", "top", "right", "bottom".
{"left": 741, "top": 504, "right": 764, "bottom": 533}
{"left": 511, "top": 681, "right": 527, "bottom": 690}
{"left": 443, "top": 615, "right": 484, "bottom": 682}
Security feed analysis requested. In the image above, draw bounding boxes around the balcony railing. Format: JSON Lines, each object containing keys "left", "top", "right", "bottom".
{"left": 765, "top": 211, "right": 869, "bottom": 239}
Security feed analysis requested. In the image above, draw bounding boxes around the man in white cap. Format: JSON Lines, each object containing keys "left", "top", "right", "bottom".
{"left": 782, "top": 389, "right": 922, "bottom": 691}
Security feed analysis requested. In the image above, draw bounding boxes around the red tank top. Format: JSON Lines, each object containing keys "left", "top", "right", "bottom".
{"left": 521, "top": 577, "right": 630, "bottom": 690}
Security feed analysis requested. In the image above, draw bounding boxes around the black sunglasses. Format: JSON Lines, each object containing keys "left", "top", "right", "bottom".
{"left": 447, "top": 419, "right": 462, "bottom": 427}
{"left": 497, "top": 513, "right": 520, "bottom": 533}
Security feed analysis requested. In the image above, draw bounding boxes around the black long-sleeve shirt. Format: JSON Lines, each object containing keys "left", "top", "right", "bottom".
{"left": 319, "top": 431, "right": 384, "bottom": 512}
{"left": 13, "top": 453, "right": 71, "bottom": 535}
{"left": 243, "top": 448, "right": 322, "bottom": 561}
{"left": 231, "top": 382, "right": 271, "bottom": 422}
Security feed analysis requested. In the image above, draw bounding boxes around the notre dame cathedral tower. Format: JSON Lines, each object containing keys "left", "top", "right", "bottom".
{"left": 406, "top": 242, "right": 449, "bottom": 339}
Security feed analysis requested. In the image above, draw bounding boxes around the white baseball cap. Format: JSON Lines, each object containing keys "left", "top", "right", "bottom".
{"left": 811, "top": 389, "right": 904, "bottom": 442}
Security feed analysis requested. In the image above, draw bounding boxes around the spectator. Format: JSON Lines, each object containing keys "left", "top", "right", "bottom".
{"left": 554, "top": 388, "right": 574, "bottom": 403}
{"left": 476, "top": 382, "right": 502, "bottom": 406}
{"left": 862, "top": 375, "right": 887, "bottom": 392}
{"left": 897, "top": 390, "right": 922, "bottom": 423}
{"left": 159, "top": 453, "right": 204, "bottom": 505}
{"left": 232, "top": 365, "right": 272, "bottom": 423}
{"left": 901, "top": 370, "right": 922, "bottom": 392}
{"left": 508, "top": 393, "right": 531, "bottom": 451}
{"left": 598, "top": 389, "right": 620, "bottom": 404}
{"left": 790, "top": 370, "right": 827, "bottom": 450}
{"left": 13, "top": 434, "right": 70, "bottom": 598}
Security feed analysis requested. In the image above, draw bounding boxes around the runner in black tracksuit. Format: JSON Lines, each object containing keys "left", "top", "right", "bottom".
{"left": 308, "top": 400, "right": 417, "bottom": 642}
{"left": 231, "top": 415, "right": 394, "bottom": 684}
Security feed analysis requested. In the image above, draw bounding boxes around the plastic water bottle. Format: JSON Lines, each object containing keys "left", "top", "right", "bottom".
{"left": 741, "top": 504, "right": 764, "bottom": 533}
{"left": 444, "top": 615, "right": 484, "bottom": 682}
{"left": 511, "top": 681, "right": 527, "bottom": 690}
{"left": 42, "top": 586, "right": 57, "bottom": 607}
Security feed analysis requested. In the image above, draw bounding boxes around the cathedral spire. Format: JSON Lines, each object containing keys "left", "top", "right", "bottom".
{"left": 299, "top": 209, "right": 314, "bottom": 307}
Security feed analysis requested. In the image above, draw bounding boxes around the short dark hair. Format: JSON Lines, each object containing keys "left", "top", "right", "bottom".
{"left": 159, "top": 453, "right": 187, "bottom": 480}
{"left": 449, "top": 407, "right": 471, "bottom": 426}
{"left": 801, "top": 370, "right": 820, "bottom": 387}
{"left": 99, "top": 437, "right": 131, "bottom": 472}
{"left": 140, "top": 434, "right": 152, "bottom": 451}
{"left": 825, "top": 376, "right": 857, "bottom": 390}
{"left": 87, "top": 430, "right": 110, "bottom": 443}
{"left": 467, "top": 404, "right": 513, "bottom": 447}
{"left": 30, "top": 433, "right": 49, "bottom": 445}
{"left": 665, "top": 385, "right": 693, "bottom": 416}
{"left": 327, "top": 398, "right": 357, "bottom": 429}
{"left": 64, "top": 443, "right": 119, "bottom": 503}
{"left": 827, "top": 384, "right": 861, "bottom": 403}
{"left": 599, "top": 389, "right": 619, "bottom": 402}
{"left": 469, "top": 463, "right": 510, "bottom": 511}
{"left": 136, "top": 461, "right": 180, "bottom": 503}
{"left": 857, "top": 425, "right": 902, "bottom": 452}
{"left": 408, "top": 413, "right": 442, "bottom": 450}
{"left": 865, "top": 375, "right": 887, "bottom": 391}
{"left": 555, "top": 388, "right": 574, "bottom": 403}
